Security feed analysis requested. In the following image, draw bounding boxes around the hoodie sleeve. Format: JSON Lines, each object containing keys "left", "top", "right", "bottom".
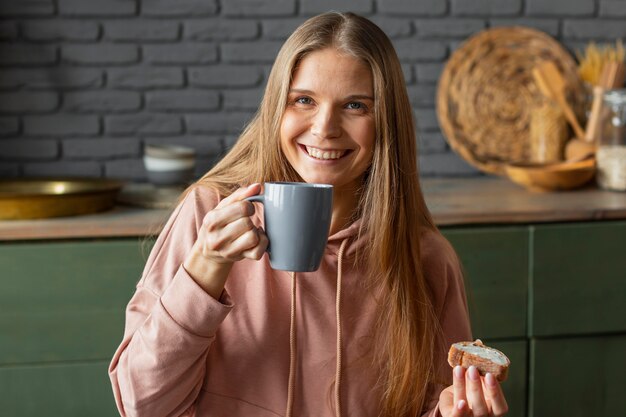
{"left": 108, "top": 186, "right": 234, "bottom": 417}
{"left": 420, "top": 231, "right": 473, "bottom": 417}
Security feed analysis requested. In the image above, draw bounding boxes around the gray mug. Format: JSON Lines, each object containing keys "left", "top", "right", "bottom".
{"left": 246, "top": 182, "right": 333, "bottom": 272}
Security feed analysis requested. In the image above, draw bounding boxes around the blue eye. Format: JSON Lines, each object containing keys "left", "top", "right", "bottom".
{"left": 346, "top": 102, "right": 367, "bottom": 111}
{"left": 295, "top": 97, "right": 313, "bottom": 105}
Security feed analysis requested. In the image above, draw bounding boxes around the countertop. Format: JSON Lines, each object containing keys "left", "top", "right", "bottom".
{"left": 2, "top": 177, "right": 626, "bottom": 241}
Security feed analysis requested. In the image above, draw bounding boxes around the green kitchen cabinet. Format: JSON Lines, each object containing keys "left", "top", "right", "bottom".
{"left": 1, "top": 219, "right": 625, "bottom": 416}
{"left": 531, "top": 221, "right": 626, "bottom": 337}
{"left": 530, "top": 335, "right": 626, "bottom": 417}
{"left": 0, "top": 362, "right": 116, "bottom": 417}
{"left": 0, "top": 239, "right": 146, "bottom": 416}
{"left": 443, "top": 227, "right": 528, "bottom": 339}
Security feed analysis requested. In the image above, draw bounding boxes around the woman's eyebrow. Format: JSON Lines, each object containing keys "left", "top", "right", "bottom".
{"left": 289, "top": 89, "right": 374, "bottom": 101}
{"left": 345, "top": 94, "right": 375, "bottom": 101}
{"left": 289, "top": 88, "right": 314, "bottom": 95}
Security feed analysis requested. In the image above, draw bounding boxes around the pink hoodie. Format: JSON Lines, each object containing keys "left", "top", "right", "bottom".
{"left": 109, "top": 185, "right": 472, "bottom": 417}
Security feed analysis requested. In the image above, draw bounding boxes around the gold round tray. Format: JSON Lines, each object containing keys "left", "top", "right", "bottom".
{"left": 437, "top": 26, "right": 585, "bottom": 175}
{"left": 0, "top": 178, "right": 123, "bottom": 220}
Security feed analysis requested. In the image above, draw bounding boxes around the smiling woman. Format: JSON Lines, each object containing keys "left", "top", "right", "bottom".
{"left": 280, "top": 48, "right": 375, "bottom": 231}
{"left": 109, "top": 11, "right": 507, "bottom": 417}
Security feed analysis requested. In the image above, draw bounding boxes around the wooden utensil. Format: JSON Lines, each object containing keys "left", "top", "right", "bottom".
{"left": 584, "top": 62, "right": 626, "bottom": 143}
{"left": 566, "top": 61, "right": 625, "bottom": 160}
{"left": 532, "top": 61, "right": 586, "bottom": 139}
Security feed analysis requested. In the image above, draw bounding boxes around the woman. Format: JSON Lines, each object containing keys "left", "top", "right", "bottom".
{"left": 109, "top": 12, "right": 508, "bottom": 417}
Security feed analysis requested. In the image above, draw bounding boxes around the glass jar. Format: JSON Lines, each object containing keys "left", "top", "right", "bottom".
{"left": 597, "top": 89, "right": 626, "bottom": 191}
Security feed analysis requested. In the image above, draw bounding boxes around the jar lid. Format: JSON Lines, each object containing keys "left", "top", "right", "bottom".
{"left": 603, "top": 88, "right": 626, "bottom": 105}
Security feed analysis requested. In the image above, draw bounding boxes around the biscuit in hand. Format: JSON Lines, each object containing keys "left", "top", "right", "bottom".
{"left": 448, "top": 339, "right": 510, "bottom": 382}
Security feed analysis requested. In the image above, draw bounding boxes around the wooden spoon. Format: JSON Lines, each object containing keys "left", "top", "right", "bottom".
{"left": 566, "top": 61, "right": 625, "bottom": 160}
{"left": 532, "top": 61, "right": 585, "bottom": 139}
{"left": 583, "top": 62, "right": 626, "bottom": 143}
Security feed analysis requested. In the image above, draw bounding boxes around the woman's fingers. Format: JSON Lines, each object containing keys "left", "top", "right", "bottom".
{"left": 215, "top": 183, "right": 261, "bottom": 209}
{"left": 450, "top": 399, "right": 469, "bottom": 417}
{"left": 466, "top": 366, "right": 489, "bottom": 417}
{"left": 212, "top": 217, "right": 256, "bottom": 249}
{"left": 443, "top": 366, "right": 509, "bottom": 417}
{"left": 453, "top": 366, "right": 467, "bottom": 407}
{"left": 195, "top": 183, "right": 266, "bottom": 263}
{"left": 484, "top": 373, "right": 509, "bottom": 417}
{"left": 223, "top": 227, "right": 264, "bottom": 259}
{"left": 204, "top": 184, "right": 261, "bottom": 232}
{"left": 241, "top": 229, "right": 269, "bottom": 260}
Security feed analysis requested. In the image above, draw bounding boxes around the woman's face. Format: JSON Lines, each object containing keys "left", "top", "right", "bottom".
{"left": 280, "top": 48, "right": 375, "bottom": 190}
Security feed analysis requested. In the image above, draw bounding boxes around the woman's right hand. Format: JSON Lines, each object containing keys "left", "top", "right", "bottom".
{"left": 183, "top": 183, "right": 268, "bottom": 299}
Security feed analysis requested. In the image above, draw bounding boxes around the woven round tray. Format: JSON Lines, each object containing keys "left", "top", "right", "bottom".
{"left": 436, "top": 26, "right": 584, "bottom": 175}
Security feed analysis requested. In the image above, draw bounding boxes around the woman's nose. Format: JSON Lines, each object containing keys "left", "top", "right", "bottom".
{"left": 311, "top": 105, "right": 341, "bottom": 139}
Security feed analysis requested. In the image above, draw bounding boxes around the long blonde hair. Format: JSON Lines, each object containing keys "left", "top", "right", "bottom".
{"left": 198, "top": 12, "right": 442, "bottom": 417}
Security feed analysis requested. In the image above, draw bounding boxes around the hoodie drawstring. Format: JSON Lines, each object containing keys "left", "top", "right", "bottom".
{"left": 334, "top": 238, "right": 348, "bottom": 417}
{"left": 285, "top": 238, "right": 349, "bottom": 417}
{"left": 286, "top": 271, "right": 297, "bottom": 417}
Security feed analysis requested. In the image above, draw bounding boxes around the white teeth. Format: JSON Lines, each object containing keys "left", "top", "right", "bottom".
{"left": 305, "top": 146, "right": 346, "bottom": 160}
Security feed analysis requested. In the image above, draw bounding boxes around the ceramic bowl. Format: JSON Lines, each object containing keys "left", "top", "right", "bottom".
{"left": 143, "top": 144, "right": 196, "bottom": 186}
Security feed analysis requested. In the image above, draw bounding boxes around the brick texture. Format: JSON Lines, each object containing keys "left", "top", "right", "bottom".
{"left": 378, "top": 0, "right": 447, "bottom": 16}
{"left": 108, "top": 68, "right": 184, "bottom": 89}
{"left": 0, "top": 45, "right": 57, "bottom": 65}
{"left": 63, "top": 137, "right": 140, "bottom": 158}
{"left": 490, "top": 18, "right": 559, "bottom": 36}
{"left": 0, "top": 92, "right": 59, "bottom": 113}
{"left": 185, "top": 19, "right": 259, "bottom": 41}
{"left": 0, "top": 68, "right": 103, "bottom": 89}
{"left": 62, "top": 44, "right": 138, "bottom": 65}
{"left": 416, "top": 19, "right": 486, "bottom": 37}
{"left": 452, "top": 0, "right": 522, "bottom": 16}
{"left": 105, "top": 20, "right": 180, "bottom": 41}
{"left": 22, "top": 21, "right": 100, "bottom": 41}
{"left": 600, "top": 1, "right": 626, "bottom": 17}
{"left": 0, "top": 117, "right": 20, "bottom": 136}
{"left": 1, "top": 0, "right": 624, "bottom": 180}
{"left": 105, "top": 114, "right": 182, "bottom": 135}
{"left": 0, "top": 139, "right": 58, "bottom": 159}
{"left": 526, "top": 0, "right": 594, "bottom": 16}
{"left": 23, "top": 115, "right": 100, "bottom": 136}
{"left": 0, "top": 22, "right": 18, "bottom": 40}
{"left": 146, "top": 91, "right": 220, "bottom": 111}
{"left": 563, "top": 20, "right": 626, "bottom": 39}
{"left": 300, "top": 0, "right": 373, "bottom": 15}
{"left": 143, "top": 44, "right": 218, "bottom": 64}
{"left": 0, "top": 1, "right": 55, "bottom": 16}
{"left": 142, "top": 0, "right": 217, "bottom": 17}
{"left": 58, "top": 0, "right": 136, "bottom": 16}
{"left": 222, "top": 0, "right": 296, "bottom": 17}
{"left": 63, "top": 91, "right": 141, "bottom": 113}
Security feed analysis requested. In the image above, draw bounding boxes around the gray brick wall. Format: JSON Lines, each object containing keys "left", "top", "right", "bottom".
{"left": 0, "top": 0, "right": 624, "bottom": 180}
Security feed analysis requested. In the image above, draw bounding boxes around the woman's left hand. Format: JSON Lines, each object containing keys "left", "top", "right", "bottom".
{"left": 438, "top": 365, "right": 508, "bottom": 417}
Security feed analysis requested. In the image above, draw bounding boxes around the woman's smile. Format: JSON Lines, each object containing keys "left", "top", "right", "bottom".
{"left": 298, "top": 144, "right": 353, "bottom": 162}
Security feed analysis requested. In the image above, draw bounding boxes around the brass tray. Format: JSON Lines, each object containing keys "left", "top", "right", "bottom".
{"left": 0, "top": 178, "right": 124, "bottom": 220}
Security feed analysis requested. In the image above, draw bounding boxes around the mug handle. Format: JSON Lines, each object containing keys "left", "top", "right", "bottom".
{"left": 245, "top": 195, "right": 264, "bottom": 204}
{"left": 245, "top": 195, "right": 269, "bottom": 253}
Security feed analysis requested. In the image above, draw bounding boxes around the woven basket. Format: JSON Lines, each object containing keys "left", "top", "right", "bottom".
{"left": 436, "top": 26, "right": 584, "bottom": 175}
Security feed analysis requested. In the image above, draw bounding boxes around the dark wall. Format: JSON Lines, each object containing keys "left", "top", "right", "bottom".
{"left": 0, "top": 0, "right": 624, "bottom": 180}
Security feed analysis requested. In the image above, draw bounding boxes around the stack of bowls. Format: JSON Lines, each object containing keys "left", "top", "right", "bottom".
{"left": 143, "top": 144, "right": 196, "bottom": 186}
